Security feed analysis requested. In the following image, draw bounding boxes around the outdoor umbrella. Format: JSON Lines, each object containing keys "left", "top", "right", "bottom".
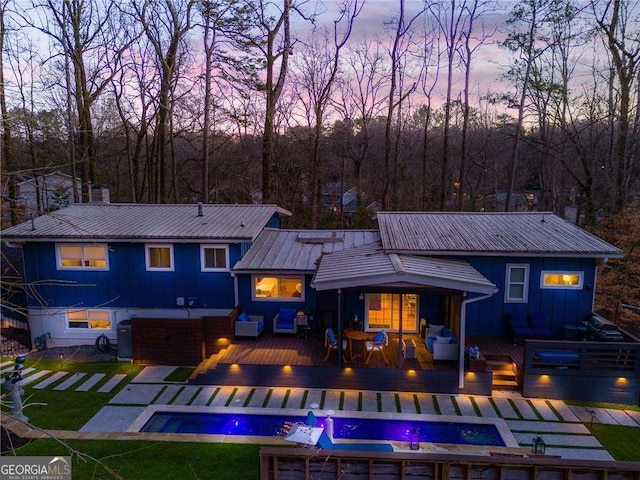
{"left": 284, "top": 424, "right": 324, "bottom": 446}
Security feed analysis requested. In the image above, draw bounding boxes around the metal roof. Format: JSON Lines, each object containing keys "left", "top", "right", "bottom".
{"left": 233, "top": 229, "right": 380, "bottom": 272}
{"left": 377, "top": 212, "right": 623, "bottom": 258}
{"left": 1, "top": 203, "right": 291, "bottom": 241}
{"left": 312, "top": 242, "right": 498, "bottom": 294}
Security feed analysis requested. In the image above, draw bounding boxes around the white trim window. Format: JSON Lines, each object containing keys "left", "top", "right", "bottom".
{"left": 200, "top": 245, "right": 229, "bottom": 272}
{"left": 505, "top": 264, "right": 529, "bottom": 303}
{"left": 57, "top": 243, "right": 109, "bottom": 270}
{"left": 67, "top": 309, "right": 111, "bottom": 329}
{"left": 253, "top": 275, "right": 304, "bottom": 301}
{"left": 540, "top": 271, "right": 584, "bottom": 289}
{"left": 145, "top": 244, "right": 174, "bottom": 271}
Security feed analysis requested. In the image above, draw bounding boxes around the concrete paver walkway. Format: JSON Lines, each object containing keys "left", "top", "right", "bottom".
{"left": 14, "top": 364, "right": 640, "bottom": 462}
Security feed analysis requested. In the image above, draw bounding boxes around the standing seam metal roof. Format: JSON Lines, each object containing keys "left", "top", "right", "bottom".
{"left": 1, "top": 204, "right": 291, "bottom": 241}
{"left": 377, "top": 212, "right": 623, "bottom": 257}
{"left": 233, "top": 229, "right": 380, "bottom": 271}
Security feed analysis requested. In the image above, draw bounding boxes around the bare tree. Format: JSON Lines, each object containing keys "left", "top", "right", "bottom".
{"left": 594, "top": 0, "right": 640, "bottom": 213}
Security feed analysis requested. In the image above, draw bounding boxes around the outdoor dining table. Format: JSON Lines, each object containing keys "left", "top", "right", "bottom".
{"left": 344, "top": 330, "right": 375, "bottom": 363}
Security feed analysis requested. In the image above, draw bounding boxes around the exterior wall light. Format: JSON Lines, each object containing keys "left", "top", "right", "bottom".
{"left": 532, "top": 435, "right": 545, "bottom": 454}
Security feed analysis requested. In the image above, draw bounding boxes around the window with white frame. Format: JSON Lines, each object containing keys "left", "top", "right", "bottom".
{"left": 253, "top": 276, "right": 303, "bottom": 301}
{"left": 67, "top": 309, "right": 111, "bottom": 329}
{"left": 541, "top": 271, "right": 583, "bottom": 289}
{"left": 200, "top": 245, "right": 229, "bottom": 271}
{"left": 505, "top": 264, "right": 529, "bottom": 303}
{"left": 57, "top": 244, "right": 108, "bottom": 270}
{"left": 145, "top": 244, "right": 174, "bottom": 271}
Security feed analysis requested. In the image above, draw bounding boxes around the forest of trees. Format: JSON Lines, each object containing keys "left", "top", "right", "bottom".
{"left": 1, "top": 0, "right": 639, "bottom": 229}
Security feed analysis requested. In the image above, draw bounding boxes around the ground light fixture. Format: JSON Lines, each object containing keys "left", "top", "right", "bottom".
{"left": 532, "top": 435, "right": 546, "bottom": 454}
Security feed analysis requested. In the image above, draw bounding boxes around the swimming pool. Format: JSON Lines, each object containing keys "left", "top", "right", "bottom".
{"left": 140, "top": 411, "right": 506, "bottom": 447}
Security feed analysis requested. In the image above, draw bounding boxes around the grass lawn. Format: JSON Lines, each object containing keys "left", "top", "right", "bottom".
{"left": 589, "top": 424, "right": 640, "bottom": 461}
{"left": 12, "top": 439, "right": 262, "bottom": 480}
{"left": 17, "top": 360, "right": 143, "bottom": 431}
{"left": 164, "top": 366, "right": 195, "bottom": 382}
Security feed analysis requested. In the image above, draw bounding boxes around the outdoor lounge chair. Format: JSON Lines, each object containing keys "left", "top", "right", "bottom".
{"left": 322, "top": 328, "right": 347, "bottom": 364}
{"left": 365, "top": 331, "right": 389, "bottom": 365}
{"left": 273, "top": 307, "right": 297, "bottom": 335}
{"left": 303, "top": 411, "right": 393, "bottom": 452}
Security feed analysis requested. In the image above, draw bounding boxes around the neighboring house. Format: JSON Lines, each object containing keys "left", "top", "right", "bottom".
{"left": 2, "top": 205, "right": 622, "bottom": 354}
{"left": 16, "top": 172, "right": 110, "bottom": 218}
{"left": 1, "top": 203, "right": 290, "bottom": 347}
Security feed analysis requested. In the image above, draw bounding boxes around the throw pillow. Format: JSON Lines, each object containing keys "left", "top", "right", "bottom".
{"left": 428, "top": 324, "right": 445, "bottom": 338}
{"left": 238, "top": 312, "right": 250, "bottom": 322}
{"left": 435, "top": 335, "right": 452, "bottom": 344}
{"left": 374, "top": 331, "right": 386, "bottom": 343}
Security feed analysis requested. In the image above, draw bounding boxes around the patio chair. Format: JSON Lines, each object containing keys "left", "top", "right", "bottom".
{"left": 322, "top": 328, "right": 347, "bottom": 364}
{"left": 365, "top": 331, "right": 389, "bottom": 365}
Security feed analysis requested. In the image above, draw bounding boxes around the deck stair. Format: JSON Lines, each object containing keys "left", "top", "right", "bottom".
{"left": 485, "top": 355, "right": 519, "bottom": 392}
{"left": 189, "top": 345, "right": 232, "bottom": 381}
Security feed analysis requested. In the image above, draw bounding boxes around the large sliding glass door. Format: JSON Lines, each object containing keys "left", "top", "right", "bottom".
{"left": 365, "top": 293, "right": 417, "bottom": 332}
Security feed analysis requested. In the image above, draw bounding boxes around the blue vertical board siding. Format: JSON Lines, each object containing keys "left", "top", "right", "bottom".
{"left": 465, "top": 256, "right": 597, "bottom": 336}
{"left": 23, "top": 242, "right": 238, "bottom": 310}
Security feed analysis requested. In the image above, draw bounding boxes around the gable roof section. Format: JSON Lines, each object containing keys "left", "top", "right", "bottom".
{"left": 377, "top": 211, "right": 623, "bottom": 258}
{"left": 1, "top": 203, "right": 291, "bottom": 242}
{"left": 233, "top": 229, "right": 380, "bottom": 272}
{"left": 312, "top": 242, "right": 498, "bottom": 294}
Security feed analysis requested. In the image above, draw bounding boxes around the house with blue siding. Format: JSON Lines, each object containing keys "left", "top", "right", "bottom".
{"left": 2, "top": 205, "right": 622, "bottom": 363}
{"left": 1, "top": 203, "right": 290, "bottom": 347}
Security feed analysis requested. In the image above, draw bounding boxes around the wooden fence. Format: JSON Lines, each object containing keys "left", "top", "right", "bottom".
{"left": 259, "top": 447, "right": 640, "bottom": 480}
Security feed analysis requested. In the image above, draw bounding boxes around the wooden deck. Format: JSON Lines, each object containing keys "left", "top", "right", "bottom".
{"left": 215, "top": 332, "right": 523, "bottom": 371}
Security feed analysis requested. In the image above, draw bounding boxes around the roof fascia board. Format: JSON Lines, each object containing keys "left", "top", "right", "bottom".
{"left": 385, "top": 249, "right": 623, "bottom": 259}
{"left": 313, "top": 272, "right": 497, "bottom": 294}
{"left": 6, "top": 237, "right": 250, "bottom": 243}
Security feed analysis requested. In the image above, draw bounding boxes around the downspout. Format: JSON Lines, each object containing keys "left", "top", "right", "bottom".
{"left": 458, "top": 292, "right": 494, "bottom": 389}
{"left": 337, "top": 288, "right": 343, "bottom": 368}
{"left": 231, "top": 272, "right": 239, "bottom": 308}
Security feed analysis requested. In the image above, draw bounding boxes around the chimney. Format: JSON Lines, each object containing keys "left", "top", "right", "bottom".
{"left": 197, "top": 202, "right": 203, "bottom": 217}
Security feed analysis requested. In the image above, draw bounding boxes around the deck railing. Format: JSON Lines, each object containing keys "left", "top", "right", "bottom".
{"left": 522, "top": 339, "right": 640, "bottom": 404}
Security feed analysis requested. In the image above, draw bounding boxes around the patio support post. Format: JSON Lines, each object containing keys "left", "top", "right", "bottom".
{"left": 337, "top": 288, "right": 344, "bottom": 368}
{"left": 458, "top": 293, "right": 493, "bottom": 389}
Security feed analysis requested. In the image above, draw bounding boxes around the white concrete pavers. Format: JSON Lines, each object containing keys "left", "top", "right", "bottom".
{"left": 529, "top": 399, "right": 560, "bottom": 421}
{"left": 191, "top": 386, "right": 219, "bottom": 406}
{"left": 322, "top": 390, "right": 342, "bottom": 411}
{"left": 246, "top": 387, "right": 270, "bottom": 408}
{"left": 80, "top": 406, "right": 147, "bottom": 433}
{"left": 506, "top": 420, "right": 590, "bottom": 434}
{"left": 474, "top": 396, "right": 500, "bottom": 418}
{"left": 0, "top": 361, "right": 13, "bottom": 368}
{"left": 360, "top": 391, "right": 379, "bottom": 412}
{"left": 110, "top": 384, "right": 164, "bottom": 404}
{"left": 54, "top": 372, "right": 87, "bottom": 391}
{"left": 455, "top": 395, "right": 477, "bottom": 417}
{"left": 379, "top": 392, "right": 399, "bottom": 413}
{"left": 341, "top": 390, "right": 360, "bottom": 412}
{"left": 545, "top": 448, "right": 614, "bottom": 461}
{"left": 20, "top": 370, "right": 51, "bottom": 386}
{"left": 153, "top": 385, "right": 183, "bottom": 405}
{"left": 32, "top": 371, "right": 68, "bottom": 389}
{"left": 264, "top": 386, "right": 289, "bottom": 409}
{"left": 303, "top": 389, "right": 324, "bottom": 410}
{"left": 415, "top": 393, "right": 437, "bottom": 415}
{"left": 228, "top": 387, "right": 255, "bottom": 408}
{"left": 397, "top": 392, "right": 419, "bottom": 414}
{"left": 604, "top": 408, "right": 639, "bottom": 427}
{"left": 492, "top": 397, "right": 520, "bottom": 419}
{"left": 513, "top": 432, "right": 603, "bottom": 448}
{"left": 624, "top": 410, "right": 640, "bottom": 426}
{"left": 547, "top": 400, "right": 580, "bottom": 422}
{"left": 132, "top": 366, "right": 177, "bottom": 383}
{"left": 75, "top": 373, "right": 106, "bottom": 392}
{"left": 282, "top": 388, "right": 306, "bottom": 410}
{"left": 510, "top": 398, "right": 539, "bottom": 420}
{"left": 435, "top": 395, "right": 458, "bottom": 416}
{"left": 173, "top": 386, "right": 201, "bottom": 406}
{"left": 208, "top": 386, "right": 238, "bottom": 407}
{"left": 97, "top": 374, "right": 127, "bottom": 393}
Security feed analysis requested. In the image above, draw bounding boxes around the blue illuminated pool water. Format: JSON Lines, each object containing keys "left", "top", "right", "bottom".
{"left": 140, "top": 412, "right": 505, "bottom": 446}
